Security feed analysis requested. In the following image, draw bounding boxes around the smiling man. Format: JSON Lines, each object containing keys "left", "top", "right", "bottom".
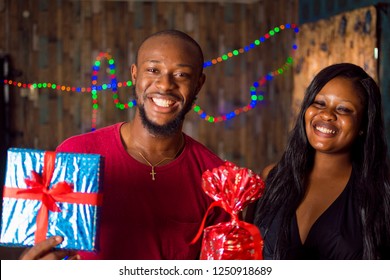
{"left": 131, "top": 31, "right": 205, "bottom": 138}
{"left": 19, "top": 30, "right": 228, "bottom": 260}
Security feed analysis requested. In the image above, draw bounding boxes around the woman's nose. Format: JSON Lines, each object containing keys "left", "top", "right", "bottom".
{"left": 320, "top": 109, "right": 336, "bottom": 121}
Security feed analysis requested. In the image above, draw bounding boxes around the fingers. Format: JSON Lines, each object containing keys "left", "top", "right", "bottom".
{"left": 38, "top": 249, "right": 80, "bottom": 260}
{"left": 20, "top": 236, "right": 62, "bottom": 260}
{"left": 20, "top": 236, "right": 72, "bottom": 260}
{"left": 66, "top": 253, "right": 81, "bottom": 260}
{"left": 40, "top": 249, "right": 73, "bottom": 260}
{"left": 19, "top": 236, "right": 81, "bottom": 260}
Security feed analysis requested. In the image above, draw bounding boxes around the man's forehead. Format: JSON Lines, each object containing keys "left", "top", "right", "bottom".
{"left": 138, "top": 37, "right": 199, "bottom": 61}
{"left": 141, "top": 34, "right": 191, "bottom": 49}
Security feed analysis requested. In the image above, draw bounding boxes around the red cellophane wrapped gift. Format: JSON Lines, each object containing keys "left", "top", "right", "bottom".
{"left": 192, "top": 161, "right": 265, "bottom": 260}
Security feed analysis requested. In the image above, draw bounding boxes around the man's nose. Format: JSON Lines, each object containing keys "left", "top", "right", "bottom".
{"left": 156, "top": 74, "right": 175, "bottom": 91}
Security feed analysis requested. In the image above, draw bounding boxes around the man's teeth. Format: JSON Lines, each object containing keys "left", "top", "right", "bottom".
{"left": 152, "top": 98, "right": 174, "bottom": 107}
{"left": 316, "top": 126, "right": 336, "bottom": 134}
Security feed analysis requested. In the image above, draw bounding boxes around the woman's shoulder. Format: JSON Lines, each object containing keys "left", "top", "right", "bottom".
{"left": 261, "top": 163, "right": 276, "bottom": 180}
{"left": 243, "top": 163, "right": 276, "bottom": 223}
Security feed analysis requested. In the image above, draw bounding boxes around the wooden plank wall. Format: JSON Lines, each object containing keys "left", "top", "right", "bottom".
{"left": 0, "top": 0, "right": 298, "bottom": 174}
{"left": 298, "top": 0, "right": 390, "bottom": 23}
{"left": 378, "top": 4, "right": 390, "bottom": 149}
{"left": 293, "top": 5, "right": 378, "bottom": 120}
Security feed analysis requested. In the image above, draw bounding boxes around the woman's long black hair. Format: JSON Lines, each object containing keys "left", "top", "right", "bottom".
{"left": 254, "top": 63, "right": 390, "bottom": 259}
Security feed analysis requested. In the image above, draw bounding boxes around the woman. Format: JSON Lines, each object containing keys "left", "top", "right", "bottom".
{"left": 254, "top": 63, "right": 390, "bottom": 259}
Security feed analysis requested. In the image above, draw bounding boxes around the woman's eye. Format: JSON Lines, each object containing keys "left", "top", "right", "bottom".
{"left": 337, "top": 107, "right": 352, "bottom": 113}
{"left": 312, "top": 100, "right": 325, "bottom": 107}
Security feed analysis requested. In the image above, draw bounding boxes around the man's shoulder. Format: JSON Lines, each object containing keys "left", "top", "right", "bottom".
{"left": 185, "top": 134, "right": 217, "bottom": 154}
{"left": 56, "top": 122, "right": 123, "bottom": 153}
{"left": 185, "top": 134, "right": 224, "bottom": 165}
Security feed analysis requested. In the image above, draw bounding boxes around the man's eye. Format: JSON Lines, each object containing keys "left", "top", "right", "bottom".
{"left": 175, "top": 72, "right": 189, "bottom": 78}
{"left": 147, "top": 68, "right": 158, "bottom": 73}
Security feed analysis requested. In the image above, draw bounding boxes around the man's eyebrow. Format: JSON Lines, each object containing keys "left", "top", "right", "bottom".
{"left": 144, "top": 59, "right": 160, "bottom": 64}
{"left": 176, "top": 63, "right": 194, "bottom": 69}
{"left": 143, "top": 60, "right": 195, "bottom": 69}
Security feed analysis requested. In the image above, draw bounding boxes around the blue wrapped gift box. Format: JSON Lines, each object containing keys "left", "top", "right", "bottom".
{"left": 0, "top": 148, "right": 103, "bottom": 252}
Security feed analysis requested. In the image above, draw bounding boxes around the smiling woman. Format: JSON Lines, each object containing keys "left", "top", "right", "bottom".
{"left": 251, "top": 63, "right": 390, "bottom": 260}
{"left": 304, "top": 77, "right": 365, "bottom": 154}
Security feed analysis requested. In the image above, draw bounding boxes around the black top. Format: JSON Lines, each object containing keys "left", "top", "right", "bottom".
{"left": 260, "top": 168, "right": 363, "bottom": 259}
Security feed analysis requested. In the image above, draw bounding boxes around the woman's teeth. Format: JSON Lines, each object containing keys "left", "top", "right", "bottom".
{"left": 316, "top": 126, "right": 336, "bottom": 134}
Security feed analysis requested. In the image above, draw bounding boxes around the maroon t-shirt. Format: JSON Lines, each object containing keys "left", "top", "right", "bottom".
{"left": 56, "top": 122, "right": 228, "bottom": 259}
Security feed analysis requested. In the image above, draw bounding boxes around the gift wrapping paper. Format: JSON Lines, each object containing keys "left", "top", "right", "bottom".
{"left": 192, "top": 161, "right": 265, "bottom": 260}
{"left": 0, "top": 148, "right": 103, "bottom": 252}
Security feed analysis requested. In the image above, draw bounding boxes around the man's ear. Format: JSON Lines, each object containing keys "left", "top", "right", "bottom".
{"left": 130, "top": 64, "right": 137, "bottom": 84}
{"left": 196, "top": 73, "right": 206, "bottom": 94}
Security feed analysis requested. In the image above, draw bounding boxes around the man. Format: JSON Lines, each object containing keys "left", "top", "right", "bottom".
{"left": 20, "top": 30, "right": 228, "bottom": 260}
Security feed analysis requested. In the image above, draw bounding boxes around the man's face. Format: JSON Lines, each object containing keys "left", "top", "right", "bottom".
{"left": 131, "top": 35, "right": 205, "bottom": 136}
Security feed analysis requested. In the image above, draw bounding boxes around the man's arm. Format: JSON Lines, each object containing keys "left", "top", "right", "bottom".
{"left": 19, "top": 236, "right": 80, "bottom": 260}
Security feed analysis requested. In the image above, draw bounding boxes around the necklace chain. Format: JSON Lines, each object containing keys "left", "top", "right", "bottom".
{"left": 138, "top": 136, "right": 184, "bottom": 180}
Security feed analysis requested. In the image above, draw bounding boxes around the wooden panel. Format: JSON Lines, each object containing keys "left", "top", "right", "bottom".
{"left": 1, "top": 0, "right": 298, "bottom": 175}
{"left": 293, "top": 6, "right": 378, "bottom": 119}
{"left": 378, "top": 4, "right": 390, "bottom": 147}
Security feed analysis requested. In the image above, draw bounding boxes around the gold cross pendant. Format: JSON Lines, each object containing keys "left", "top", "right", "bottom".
{"left": 150, "top": 167, "right": 156, "bottom": 180}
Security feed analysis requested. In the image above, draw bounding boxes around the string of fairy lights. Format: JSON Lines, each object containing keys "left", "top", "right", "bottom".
{"left": 3, "top": 23, "right": 299, "bottom": 130}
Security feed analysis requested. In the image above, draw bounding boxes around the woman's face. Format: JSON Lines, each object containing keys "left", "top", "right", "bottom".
{"left": 304, "top": 77, "right": 365, "bottom": 155}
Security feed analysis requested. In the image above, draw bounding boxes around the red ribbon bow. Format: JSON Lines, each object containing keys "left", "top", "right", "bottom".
{"left": 3, "top": 151, "right": 102, "bottom": 244}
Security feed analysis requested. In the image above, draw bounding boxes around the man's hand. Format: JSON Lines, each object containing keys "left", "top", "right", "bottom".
{"left": 19, "top": 236, "right": 80, "bottom": 260}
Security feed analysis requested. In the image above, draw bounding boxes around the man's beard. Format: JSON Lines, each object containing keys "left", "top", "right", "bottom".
{"left": 138, "top": 98, "right": 194, "bottom": 137}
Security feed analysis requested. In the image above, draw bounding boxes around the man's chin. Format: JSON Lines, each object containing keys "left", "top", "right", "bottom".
{"left": 138, "top": 104, "right": 187, "bottom": 136}
{"left": 141, "top": 117, "right": 182, "bottom": 137}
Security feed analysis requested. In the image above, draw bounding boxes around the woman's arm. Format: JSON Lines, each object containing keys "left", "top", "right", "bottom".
{"left": 243, "top": 163, "right": 275, "bottom": 223}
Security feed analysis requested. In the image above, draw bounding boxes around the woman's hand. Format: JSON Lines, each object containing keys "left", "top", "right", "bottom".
{"left": 19, "top": 236, "right": 80, "bottom": 260}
